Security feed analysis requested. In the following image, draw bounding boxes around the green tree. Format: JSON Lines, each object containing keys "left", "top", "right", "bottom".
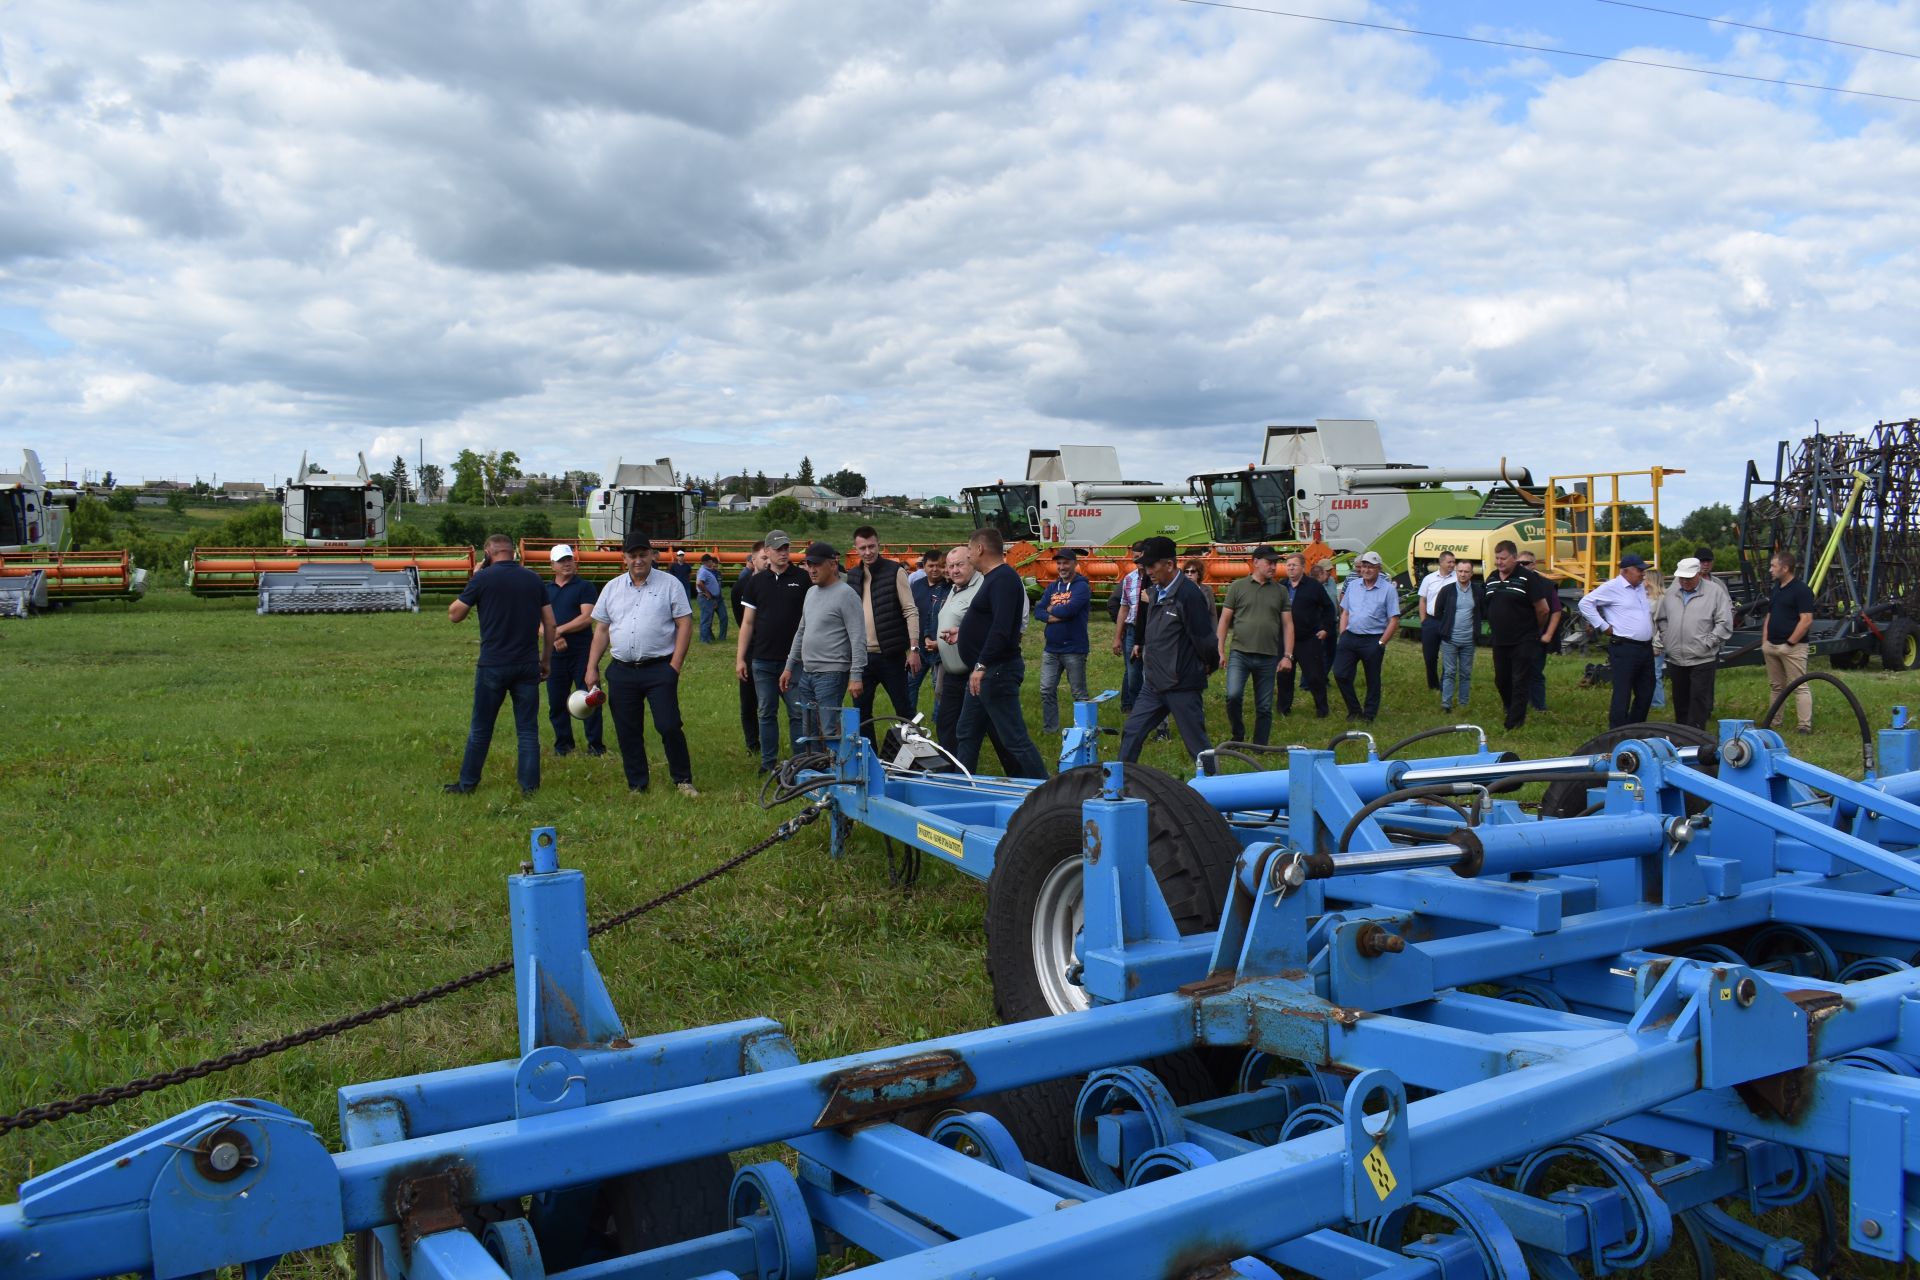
{"left": 102, "top": 470, "right": 115, "bottom": 489}
{"left": 515, "top": 511, "right": 552, "bottom": 538}
{"left": 418, "top": 462, "right": 445, "bottom": 502}
{"left": 1595, "top": 505, "right": 1654, "bottom": 533}
{"left": 760, "top": 495, "right": 803, "bottom": 530}
{"left": 386, "top": 520, "right": 434, "bottom": 547}
{"left": 751, "top": 470, "right": 771, "bottom": 497}
{"left": 108, "top": 488, "right": 136, "bottom": 513}
{"left": 390, "top": 455, "right": 411, "bottom": 502}
{"left": 796, "top": 456, "right": 815, "bottom": 486}
{"left": 449, "top": 450, "right": 484, "bottom": 504}
{"left": 71, "top": 497, "right": 113, "bottom": 548}
{"left": 822, "top": 468, "right": 867, "bottom": 498}
{"left": 479, "top": 450, "right": 522, "bottom": 506}
{"left": 166, "top": 491, "right": 188, "bottom": 515}
{"left": 308, "top": 462, "right": 325, "bottom": 475}
{"left": 929, "top": 503, "right": 952, "bottom": 520}
{"left": 1676, "top": 502, "right": 1735, "bottom": 548}
{"left": 370, "top": 471, "right": 396, "bottom": 504}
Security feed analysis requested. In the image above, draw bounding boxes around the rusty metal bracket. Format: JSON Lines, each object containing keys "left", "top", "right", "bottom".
{"left": 814, "top": 1051, "right": 976, "bottom": 1129}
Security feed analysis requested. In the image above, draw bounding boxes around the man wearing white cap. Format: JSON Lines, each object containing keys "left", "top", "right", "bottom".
{"left": 544, "top": 544, "right": 604, "bottom": 757}
{"left": 1652, "top": 556, "right": 1734, "bottom": 729}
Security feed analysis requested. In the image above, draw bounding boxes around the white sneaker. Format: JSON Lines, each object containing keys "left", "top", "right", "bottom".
{"left": 677, "top": 782, "right": 701, "bottom": 799}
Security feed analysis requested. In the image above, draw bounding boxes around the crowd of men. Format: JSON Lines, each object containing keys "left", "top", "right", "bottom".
{"left": 444, "top": 528, "right": 1815, "bottom": 793}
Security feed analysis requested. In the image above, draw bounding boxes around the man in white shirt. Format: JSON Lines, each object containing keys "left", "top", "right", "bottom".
{"left": 1577, "top": 552, "right": 1655, "bottom": 729}
{"left": 1416, "top": 551, "right": 1457, "bottom": 695}
{"left": 586, "top": 535, "right": 697, "bottom": 796}
{"left": 1109, "top": 540, "right": 1146, "bottom": 712}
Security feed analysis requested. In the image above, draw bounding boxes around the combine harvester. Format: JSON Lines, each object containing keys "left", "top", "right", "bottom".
{"left": 0, "top": 449, "right": 146, "bottom": 617}
{"left": 186, "top": 453, "right": 475, "bottom": 614}
{"left": 12, "top": 691, "right": 1920, "bottom": 1278}
{"left": 520, "top": 457, "right": 734, "bottom": 584}
{"left": 961, "top": 445, "right": 1212, "bottom": 587}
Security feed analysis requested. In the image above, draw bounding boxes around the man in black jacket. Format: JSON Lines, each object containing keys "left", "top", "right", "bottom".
{"left": 730, "top": 542, "right": 765, "bottom": 755}
{"left": 1119, "top": 536, "right": 1218, "bottom": 768}
{"left": 1277, "top": 552, "right": 1334, "bottom": 717}
{"left": 954, "top": 526, "right": 1048, "bottom": 778}
{"left": 844, "top": 525, "right": 922, "bottom": 744}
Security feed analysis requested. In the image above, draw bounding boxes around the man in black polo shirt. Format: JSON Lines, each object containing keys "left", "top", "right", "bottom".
{"left": 446, "top": 533, "right": 558, "bottom": 794}
{"left": 543, "top": 544, "right": 604, "bottom": 758}
{"left": 731, "top": 542, "right": 766, "bottom": 756}
{"left": 735, "top": 529, "right": 812, "bottom": 772}
{"left": 1484, "top": 539, "right": 1551, "bottom": 731}
{"left": 1763, "top": 549, "right": 1818, "bottom": 733}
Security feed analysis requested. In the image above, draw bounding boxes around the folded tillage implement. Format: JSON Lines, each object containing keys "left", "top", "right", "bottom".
{"left": 9, "top": 702, "right": 1920, "bottom": 1278}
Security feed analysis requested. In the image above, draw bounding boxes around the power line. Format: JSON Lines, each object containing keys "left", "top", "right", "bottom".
{"left": 1587, "top": 0, "right": 1920, "bottom": 63}
{"left": 1170, "top": 0, "right": 1920, "bottom": 106}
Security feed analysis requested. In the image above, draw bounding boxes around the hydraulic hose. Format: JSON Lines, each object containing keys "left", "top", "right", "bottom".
{"left": 1338, "top": 784, "right": 1483, "bottom": 853}
{"left": 1758, "top": 670, "right": 1875, "bottom": 777}
{"left": 1381, "top": 724, "right": 1493, "bottom": 759}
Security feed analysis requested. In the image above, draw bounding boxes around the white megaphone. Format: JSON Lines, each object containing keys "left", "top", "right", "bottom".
{"left": 567, "top": 688, "right": 606, "bottom": 720}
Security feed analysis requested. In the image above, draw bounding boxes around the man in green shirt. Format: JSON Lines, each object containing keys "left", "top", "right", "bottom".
{"left": 1216, "top": 545, "right": 1295, "bottom": 745}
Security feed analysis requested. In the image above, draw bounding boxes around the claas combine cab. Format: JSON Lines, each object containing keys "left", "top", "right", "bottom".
{"left": 0, "top": 449, "right": 147, "bottom": 616}
{"left": 187, "top": 452, "right": 474, "bottom": 613}
{"left": 522, "top": 456, "right": 729, "bottom": 584}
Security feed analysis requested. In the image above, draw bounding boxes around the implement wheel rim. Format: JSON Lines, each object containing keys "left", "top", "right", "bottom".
{"left": 1031, "top": 857, "right": 1092, "bottom": 1015}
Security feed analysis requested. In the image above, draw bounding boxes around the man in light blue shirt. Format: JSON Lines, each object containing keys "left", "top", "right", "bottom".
{"left": 1578, "top": 552, "right": 1655, "bottom": 728}
{"left": 1332, "top": 551, "right": 1400, "bottom": 721}
{"left": 696, "top": 554, "right": 725, "bottom": 643}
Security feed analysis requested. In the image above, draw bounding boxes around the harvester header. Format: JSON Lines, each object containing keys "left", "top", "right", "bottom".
{"left": 0, "top": 448, "right": 148, "bottom": 615}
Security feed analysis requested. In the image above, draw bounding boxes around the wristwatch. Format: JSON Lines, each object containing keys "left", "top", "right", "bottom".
{"left": 973, "top": 663, "right": 986, "bottom": 673}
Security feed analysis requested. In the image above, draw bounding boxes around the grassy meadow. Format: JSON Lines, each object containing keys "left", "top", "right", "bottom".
{"left": 2, "top": 574, "right": 1917, "bottom": 1275}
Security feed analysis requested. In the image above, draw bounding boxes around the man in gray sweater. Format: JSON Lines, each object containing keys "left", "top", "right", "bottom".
{"left": 1652, "top": 555, "right": 1734, "bottom": 729}
{"left": 779, "top": 541, "right": 867, "bottom": 743}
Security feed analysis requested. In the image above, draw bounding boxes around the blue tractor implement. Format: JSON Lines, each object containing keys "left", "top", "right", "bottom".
{"left": 7, "top": 702, "right": 1920, "bottom": 1279}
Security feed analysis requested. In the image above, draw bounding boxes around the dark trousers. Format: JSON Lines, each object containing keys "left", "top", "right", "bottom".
{"left": 906, "top": 642, "right": 937, "bottom": 713}
{"left": 605, "top": 659, "right": 692, "bottom": 789}
{"left": 854, "top": 651, "right": 913, "bottom": 743}
{"left": 1279, "top": 631, "right": 1332, "bottom": 716}
{"left": 1119, "top": 685, "right": 1214, "bottom": 768}
{"left": 1332, "top": 632, "right": 1386, "bottom": 719}
{"left": 1492, "top": 637, "right": 1542, "bottom": 730}
{"left": 545, "top": 642, "right": 603, "bottom": 753}
{"left": 936, "top": 668, "right": 969, "bottom": 756}
{"left": 956, "top": 658, "right": 1049, "bottom": 778}
{"left": 1420, "top": 619, "right": 1444, "bottom": 691}
{"left": 1667, "top": 660, "right": 1717, "bottom": 730}
{"left": 1121, "top": 623, "right": 1143, "bottom": 710}
{"left": 1607, "top": 639, "right": 1656, "bottom": 728}
{"left": 459, "top": 661, "right": 541, "bottom": 791}
{"left": 738, "top": 664, "right": 761, "bottom": 752}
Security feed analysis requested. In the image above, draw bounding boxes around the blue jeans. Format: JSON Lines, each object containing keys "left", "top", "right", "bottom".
{"left": 1223, "top": 649, "right": 1276, "bottom": 744}
{"left": 698, "top": 596, "right": 725, "bottom": 642}
{"left": 1440, "top": 640, "right": 1475, "bottom": 709}
{"left": 751, "top": 659, "right": 802, "bottom": 768}
{"left": 459, "top": 661, "right": 541, "bottom": 791}
{"left": 957, "top": 658, "right": 1049, "bottom": 778}
{"left": 794, "top": 669, "right": 851, "bottom": 743}
{"left": 545, "top": 641, "right": 603, "bottom": 753}
{"left": 1121, "top": 622, "right": 1144, "bottom": 710}
{"left": 1038, "top": 650, "right": 1089, "bottom": 734}
{"left": 1650, "top": 651, "right": 1667, "bottom": 709}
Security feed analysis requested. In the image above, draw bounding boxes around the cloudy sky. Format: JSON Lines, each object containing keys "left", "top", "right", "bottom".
{"left": 3, "top": 0, "right": 1916, "bottom": 515}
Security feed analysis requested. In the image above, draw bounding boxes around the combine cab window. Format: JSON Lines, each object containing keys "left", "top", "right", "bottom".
{"left": 0, "top": 491, "right": 26, "bottom": 548}
{"left": 304, "top": 487, "right": 372, "bottom": 541}
{"left": 620, "top": 491, "right": 686, "bottom": 543}
{"left": 1197, "top": 472, "right": 1294, "bottom": 543}
{"left": 965, "top": 485, "right": 1039, "bottom": 542}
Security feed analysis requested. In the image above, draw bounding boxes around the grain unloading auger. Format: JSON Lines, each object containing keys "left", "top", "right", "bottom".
{"left": 12, "top": 702, "right": 1920, "bottom": 1278}
{"left": 0, "top": 450, "right": 147, "bottom": 615}
{"left": 186, "top": 453, "right": 475, "bottom": 613}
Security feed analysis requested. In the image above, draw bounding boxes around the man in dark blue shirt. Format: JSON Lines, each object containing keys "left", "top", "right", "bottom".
{"left": 1119, "top": 536, "right": 1219, "bottom": 768}
{"left": 1764, "top": 549, "right": 1818, "bottom": 733}
{"left": 447, "top": 533, "right": 557, "bottom": 794}
{"left": 542, "top": 544, "right": 603, "bottom": 757}
{"left": 955, "top": 527, "right": 1048, "bottom": 778}
{"left": 1035, "top": 547, "right": 1092, "bottom": 735}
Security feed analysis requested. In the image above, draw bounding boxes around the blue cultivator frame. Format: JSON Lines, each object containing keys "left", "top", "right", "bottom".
{"left": 9, "top": 709, "right": 1920, "bottom": 1279}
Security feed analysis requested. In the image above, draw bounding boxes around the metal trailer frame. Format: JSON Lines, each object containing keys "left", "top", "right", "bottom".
{"left": 0, "top": 567, "right": 47, "bottom": 617}
{"left": 13, "top": 716, "right": 1920, "bottom": 1278}
{"left": 257, "top": 564, "right": 422, "bottom": 614}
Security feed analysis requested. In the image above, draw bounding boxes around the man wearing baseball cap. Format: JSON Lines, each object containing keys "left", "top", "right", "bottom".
{"left": 1217, "top": 545, "right": 1294, "bottom": 744}
{"left": 1578, "top": 552, "right": 1657, "bottom": 728}
{"left": 544, "top": 544, "right": 604, "bottom": 758}
{"left": 779, "top": 542, "right": 867, "bottom": 743}
{"left": 1118, "top": 535, "right": 1219, "bottom": 767}
{"left": 1332, "top": 550, "right": 1399, "bottom": 722}
{"left": 1034, "top": 546, "right": 1092, "bottom": 736}
{"left": 1652, "top": 555, "right": 1734, "bottom": 729}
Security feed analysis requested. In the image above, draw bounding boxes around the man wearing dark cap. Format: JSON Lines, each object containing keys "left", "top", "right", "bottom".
{"left": 584, "top": 534, "right": 698, "bottom": 797}
{"left": 1034, "top": 546, "right": 1092, "bottom": 736}
{"left": 1578, "top": 552, "right": 1656, "bottom": 728}
{"left": 779, "top": 542, "right": 867, "bottom": 743}
{"left": 1217, "top": 545, "right": 1294, "bottom": 745}
{"left": 736, "top": 530, "right": 810, "bottom": 771}
{"left": 1119, "top": 535, "right": 1218, "bottom": 768}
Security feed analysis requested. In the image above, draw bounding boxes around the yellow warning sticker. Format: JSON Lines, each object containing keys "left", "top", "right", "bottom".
{"left": 1363, "top": 1147, "right": 1398, "bottom": 1200}
{"left": 917, "top": 823, "right": 965, "bottom": 859}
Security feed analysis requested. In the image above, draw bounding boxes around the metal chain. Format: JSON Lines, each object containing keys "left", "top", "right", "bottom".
{"left": 0, "top": 803, "right": 827, "bottom": 1136}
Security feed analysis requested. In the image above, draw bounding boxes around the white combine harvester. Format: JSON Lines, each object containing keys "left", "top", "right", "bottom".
{"left": 0, "top": 448, "right": 147, "bottom": 617}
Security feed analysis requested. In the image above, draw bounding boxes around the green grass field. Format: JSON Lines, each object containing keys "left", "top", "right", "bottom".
{"left": 2, "top": 586, "right": 1915, "bottom": 1275}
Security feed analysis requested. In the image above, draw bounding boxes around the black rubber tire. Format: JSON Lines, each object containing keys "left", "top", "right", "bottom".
{"left": 1831, "top": 648, "right": 1869, "bottom": 671}
{"left": 1881, "top": 619, "right": 1918, "bottom": 672}
{"left": 1540, "top": 721, "right": 1718, "bottom": 819}
{"left": 595, "top": 1154, "right": 735, "bottom": 1255}
{"left": 985, "top": 763, "right": 1241, "bottom": 1025}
